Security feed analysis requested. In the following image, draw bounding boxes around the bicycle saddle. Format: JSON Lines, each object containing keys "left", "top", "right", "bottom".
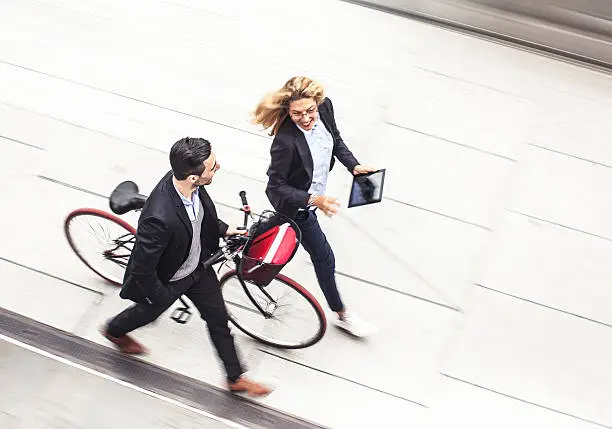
{"left": 109, "top": 181, "right": 148, "bottom": 215}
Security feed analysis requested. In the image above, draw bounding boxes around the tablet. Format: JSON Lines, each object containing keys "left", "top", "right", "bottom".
{"left": 348, "top": 169, "right": 386, "bottom": 208}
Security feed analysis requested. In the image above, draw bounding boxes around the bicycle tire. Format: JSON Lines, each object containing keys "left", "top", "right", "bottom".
{"left": 219, "top": 270, "right": 326, "bottom": 349}
{"left": 65, "top": 208, "right": 136, "bottom": 286}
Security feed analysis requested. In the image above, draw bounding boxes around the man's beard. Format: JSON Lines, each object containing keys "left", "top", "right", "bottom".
{"left": 195, "top": 177, "right": 212, "bottom": 186}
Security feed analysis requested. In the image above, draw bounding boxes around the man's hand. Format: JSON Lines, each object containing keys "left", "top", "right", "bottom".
{"left": 225, "top": 226, "right": 247, "bottom": 236}
{"left": 352, "top": 164, "right": 378, "bottom": 176}
{"left": 311, "top": 195, "right": 341, "bottom": 217}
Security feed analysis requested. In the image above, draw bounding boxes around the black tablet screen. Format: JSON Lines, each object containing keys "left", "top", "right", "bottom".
{"left": 348, "top": 169, "right": 386, "bottom": 208}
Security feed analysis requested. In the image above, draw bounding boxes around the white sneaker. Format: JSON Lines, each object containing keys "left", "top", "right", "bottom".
{"left": 334, "top": 312, "right": 377, "bottom": 337}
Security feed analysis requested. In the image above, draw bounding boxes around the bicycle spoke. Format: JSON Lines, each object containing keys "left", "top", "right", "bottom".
{"left": 226, "top": 300, "right": 263, "bottom": 315}
{"left": 66, "top": 210, "right": 135, "bottom": 286}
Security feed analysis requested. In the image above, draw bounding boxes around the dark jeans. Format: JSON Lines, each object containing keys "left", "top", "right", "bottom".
{"left": 294, "top": 209, "right": 344, "bottom": 312}
{"left": 107, "top": 264, "right": 244, "bottom": 382}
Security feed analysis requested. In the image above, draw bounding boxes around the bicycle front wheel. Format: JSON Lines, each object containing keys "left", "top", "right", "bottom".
{"left": 65, "top": 208, "right": 136, "bottom": 286}
{"left": 220, "top": 271, "right": 326, "bottom": 349}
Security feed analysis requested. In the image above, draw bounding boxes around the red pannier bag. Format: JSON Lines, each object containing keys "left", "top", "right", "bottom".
{"left": 240, "top": 214, "right": 300, "bottom": 287}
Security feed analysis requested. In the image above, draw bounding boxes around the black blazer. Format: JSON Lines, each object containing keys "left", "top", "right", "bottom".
{"left": 265, "top": 97, "right": 359, "bottom": 218}
{"left": 119, "top": 171, "right": 228, "bottom": 306}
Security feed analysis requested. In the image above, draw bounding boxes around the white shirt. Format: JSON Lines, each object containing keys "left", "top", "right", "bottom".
{"left": 173, "top": 183, "right": 200, "bottom": 221}
{"left": 297, "top": 118, "right": 334, "bottom": 197}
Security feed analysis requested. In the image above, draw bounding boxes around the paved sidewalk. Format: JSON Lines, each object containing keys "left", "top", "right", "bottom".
{"left": 1, "top": 0, "right": 611, "bottom": 428}
{"left": 1, "top": 339, "right": 236, "bottom": 429}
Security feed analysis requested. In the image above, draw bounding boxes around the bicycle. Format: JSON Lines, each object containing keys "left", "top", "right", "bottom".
{"left": 64, "top": 181, "right": 327, "bottom": 349}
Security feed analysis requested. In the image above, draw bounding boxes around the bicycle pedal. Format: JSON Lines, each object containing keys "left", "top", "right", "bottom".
{"left": 171, "top": 307, "right": 192, "bottom": 324}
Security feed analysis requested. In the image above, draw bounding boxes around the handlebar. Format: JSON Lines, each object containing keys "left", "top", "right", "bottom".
{"left": 201, "top": 249, "right": 225, "bottom": 270}
{"left": 202, "top": 191, "right": 255, "bottom": 269}
{"left": 239, "top": 190, "right": 251, "bottom": 229}
{"left": 201, "top": 232, "right": 249, "bottom": 270}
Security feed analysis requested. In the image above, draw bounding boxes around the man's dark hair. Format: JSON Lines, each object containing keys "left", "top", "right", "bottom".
{"left": 170, "top": 137, "right": 212, "bottom": 180}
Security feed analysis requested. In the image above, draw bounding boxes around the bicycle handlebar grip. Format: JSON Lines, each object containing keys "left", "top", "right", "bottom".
{"left": 202, "top": 249, "right": 224, "bottom": 270}
{"left": 239, "top": 190, "right": 248, "bottom": 206}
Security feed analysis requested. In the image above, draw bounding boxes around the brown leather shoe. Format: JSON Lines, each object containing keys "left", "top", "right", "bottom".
{"left": 228, "top": 376, "right": 273, "bottom": 397}
{"left": 101, "top": 328, "right": 148, "bottom": 355}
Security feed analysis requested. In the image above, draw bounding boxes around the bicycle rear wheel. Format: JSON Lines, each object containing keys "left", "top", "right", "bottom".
{"left": 220, "top": 270, "right": 326, "bottom": 349}
{"left": 65, "top": 208, "right": 136, "bottom": 286}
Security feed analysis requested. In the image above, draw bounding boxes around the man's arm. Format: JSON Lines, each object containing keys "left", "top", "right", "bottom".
{"left": 266, "top": 138, "right": 310, "bottom": 207}
{"left": 217, "top": 219, "right": 229, "bottom": 237}
{"left": 325, "top": 98, "right": 359, "bottom": 173}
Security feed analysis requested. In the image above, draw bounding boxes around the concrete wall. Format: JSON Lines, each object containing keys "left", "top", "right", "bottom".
{"left": 347, "top": 0, "right": 612, "bottom": 68}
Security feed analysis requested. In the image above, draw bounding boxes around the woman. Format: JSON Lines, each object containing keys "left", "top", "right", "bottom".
{"left": 252, "top": 76, "right": 377, "bottom": 337}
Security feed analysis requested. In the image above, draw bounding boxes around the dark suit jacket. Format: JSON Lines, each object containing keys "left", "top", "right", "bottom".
{"left": 265, "top": 97, "right": 359, "bottom": 218}
{"left": 119, "top": 171, "right": 228, "bottom": 306}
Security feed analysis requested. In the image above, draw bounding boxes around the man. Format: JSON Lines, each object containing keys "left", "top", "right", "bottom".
{"left": 252, "top": 76, "right": 377, "bottom": 337}
{"left": 102, "top": 137, "right": 270, "bottom": 396}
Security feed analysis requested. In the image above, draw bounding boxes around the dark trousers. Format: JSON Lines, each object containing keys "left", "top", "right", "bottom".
{"left": 294, "top": 209, "right": 344, "bottom": 312}
{"left": 107, "top": 264, "right": 244, "bottom": 382}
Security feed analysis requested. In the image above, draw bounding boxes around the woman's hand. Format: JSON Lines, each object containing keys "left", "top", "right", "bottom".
{"left": 352, "top": 164, "right": 378, "bottom": 175}
{"left": 311, "top": 195, "right": 341, "bottom": 217}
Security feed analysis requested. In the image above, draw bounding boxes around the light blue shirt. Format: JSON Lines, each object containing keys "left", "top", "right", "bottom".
{"left": 297, "top": 118, "right": 333, "bottom": 197}
{"left": 173, "top": 183, "right": 200, "bottom": 221}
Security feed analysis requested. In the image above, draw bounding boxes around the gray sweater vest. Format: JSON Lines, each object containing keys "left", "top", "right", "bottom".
{"left": 170, "top": 199, "right": 204, "bottom": 282}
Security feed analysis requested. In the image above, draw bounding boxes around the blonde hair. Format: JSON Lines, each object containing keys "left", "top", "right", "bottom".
{"left": 252, "top": 76, "right": 326, "bottom": 136}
